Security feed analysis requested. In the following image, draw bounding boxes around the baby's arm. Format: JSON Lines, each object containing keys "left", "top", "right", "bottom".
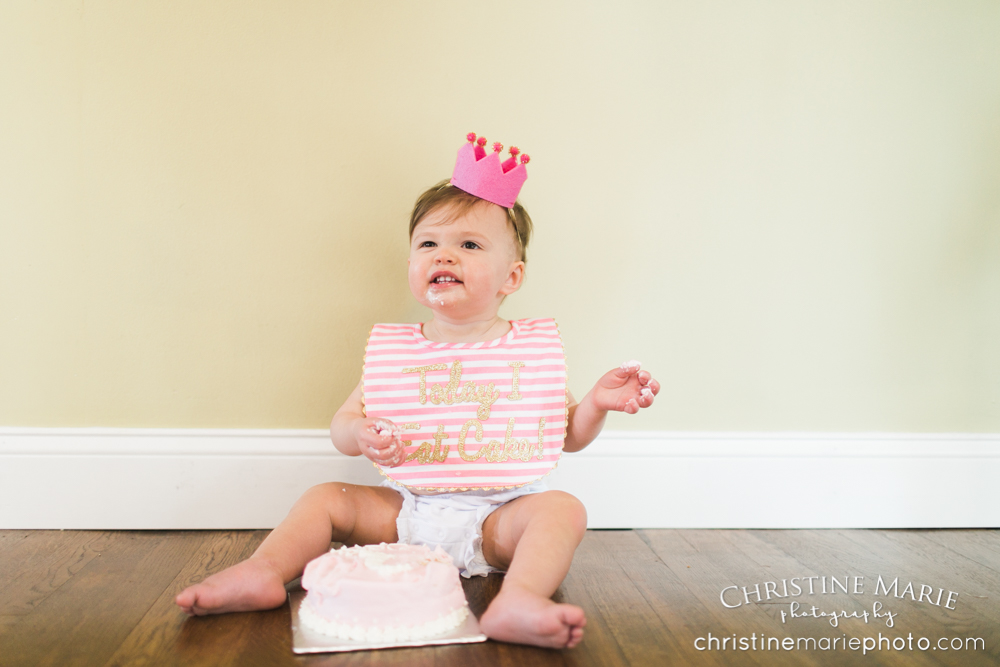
{"left": 330, "top": 379, "right": 407, "bottom": 467}
{"left": 563, "top": 361, "right": 660, "bottom": 453}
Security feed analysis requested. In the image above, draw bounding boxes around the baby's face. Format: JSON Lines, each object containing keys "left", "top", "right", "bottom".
{"left": 408, "top": 202, "right": 524, "bottom": 319}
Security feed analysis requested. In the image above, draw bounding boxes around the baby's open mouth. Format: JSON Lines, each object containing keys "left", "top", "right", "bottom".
{"left": 430, "top": 276, "right": 462, "bottom": 285}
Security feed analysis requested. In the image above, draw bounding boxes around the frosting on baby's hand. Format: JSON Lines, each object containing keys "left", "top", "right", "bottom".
{"left": 620, "top": 359, "right": 642, "bottom": 374}
{"left": 368, "top": 418, "right": 406, "bottom": 466}
{"left": 372, "top": 418, "right": 402, "bottom": 438}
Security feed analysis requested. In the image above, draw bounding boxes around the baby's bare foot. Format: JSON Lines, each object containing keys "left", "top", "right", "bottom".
{"left": 175, "top": 558, "right": 287, "bottom": 616}
{"left": 479, "top": 586, "right": 586, "bottom": 649}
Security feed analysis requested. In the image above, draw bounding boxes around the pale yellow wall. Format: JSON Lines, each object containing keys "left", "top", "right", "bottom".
{"left": 1, "top": 1, "right": 998, "bottom": 431}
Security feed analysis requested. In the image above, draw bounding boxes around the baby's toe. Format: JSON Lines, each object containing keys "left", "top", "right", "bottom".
{"left": 175, "top": 588, "right": 200, "bottom": 615}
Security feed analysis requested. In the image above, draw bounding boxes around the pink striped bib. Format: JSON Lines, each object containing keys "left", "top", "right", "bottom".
{"left": 362, "top": 318, "right": 567, "bottom": 491}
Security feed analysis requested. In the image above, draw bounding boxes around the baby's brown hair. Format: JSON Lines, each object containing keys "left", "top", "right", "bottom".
{"left": 409, "top": 179, "right": 533, "bottom": 263}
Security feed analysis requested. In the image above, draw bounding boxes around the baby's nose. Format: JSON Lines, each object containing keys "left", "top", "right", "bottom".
{"left": 434, "top": 249, "right": 456, "bottom": 263}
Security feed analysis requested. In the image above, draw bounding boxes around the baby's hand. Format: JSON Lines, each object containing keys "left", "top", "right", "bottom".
{"left": 353, "top": 418, "right": 407, "bottom": 467}
{"left": 590, "top": 360, "right": 660, "bottom": 414}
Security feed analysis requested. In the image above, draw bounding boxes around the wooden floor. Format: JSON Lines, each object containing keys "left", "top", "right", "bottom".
{"left": 1, "top": 529, "right": 998, "bottom": 666}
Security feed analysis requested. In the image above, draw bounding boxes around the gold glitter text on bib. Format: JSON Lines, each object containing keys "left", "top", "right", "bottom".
{"left": 404, "top": 424, "right": 450, "bottom": 464}
{"left": 507, "top": 361, "right": 525, "bottom": 401}
{"left": 457, "top": 417, "right": 546, "bottom": 463}
{"left": 404, "top": 360, "right": 500, "bottom": 420}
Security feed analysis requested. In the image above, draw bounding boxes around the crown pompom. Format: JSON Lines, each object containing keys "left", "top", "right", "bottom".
{"left": 450, "top": 132, "right": 530, "bottom": 208}
{"left": 520, "top": 154, "right": 530, "bottom": 165}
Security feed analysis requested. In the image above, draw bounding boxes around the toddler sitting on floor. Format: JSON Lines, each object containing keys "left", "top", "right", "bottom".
{"left": 176, "top": 133, "right": 659, "bottom": 649}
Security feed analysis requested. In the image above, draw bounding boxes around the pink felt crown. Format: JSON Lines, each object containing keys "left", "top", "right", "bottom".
{"left": 449, "top": 132, "right": 530, "bottom": 208}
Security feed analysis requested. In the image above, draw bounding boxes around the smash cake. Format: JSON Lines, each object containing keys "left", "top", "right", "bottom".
{"left": 298, "top": 543, "right": 470, "bottom": 642}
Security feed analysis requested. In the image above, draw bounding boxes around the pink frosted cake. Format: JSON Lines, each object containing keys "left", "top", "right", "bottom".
{"left": 298, "top": 543, "right": 470, "bottom": 642}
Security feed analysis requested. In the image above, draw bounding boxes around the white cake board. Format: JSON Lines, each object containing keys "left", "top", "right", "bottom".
{"left": 289, "top": 591, "right": 487, "bottom": 654}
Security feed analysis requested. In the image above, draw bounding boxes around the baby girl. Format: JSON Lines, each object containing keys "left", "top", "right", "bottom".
{"left": 175, "top": 134, "right": 660, "bottom": 649}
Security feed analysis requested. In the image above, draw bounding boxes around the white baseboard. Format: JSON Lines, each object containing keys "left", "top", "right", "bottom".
{"left": 1, "top": 428, "right": 997, "bottom": 529}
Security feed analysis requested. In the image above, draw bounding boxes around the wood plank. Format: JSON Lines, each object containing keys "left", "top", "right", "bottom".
{"left": 1, "top": 532, "right": 200, "bottom": 667}
{"left": 0, "top": 613, "right": 22, "bottom": 647}
{"left": 102, "top": 530, "right": 267, "bottom": 667}
{"left": 0, "top": 530, "right": 31, "bottom": 551}
{"left": 723, "top": 530, "right": 949, "bottom": 667}
{"left": 0, "top": 615, "right": 21, "bottom": 631}
{"left": 593, "top": 530, "right": 730, "bottom": 667}
{"left": 2, "top": 529, "right": 997, "bottom": 666}
{"left": 843, "top": 530, "right": 1000, "bottom": 630}
{"left": 918, "top": 530, "right": 1000, "bottom": 573}
{"left": 753, "top": 529, "right": 999, "bottom": 666}
{"left": 0, "top": 530, "right": 115, "bottom": 615}
{"left": 822, "top": 529, "right": 1000, "bottom": 630}
{"left": 553, "top": 530, "right": 672, "bottom": 666}
{"left": 0, "top": 531, "right": 74, "bottom": 584}
{"left": 172, "top": 600, "right": 285, "bottom": 667}
{"left": 463, "top": 571, "right": 503, "bottom": 619}
{"left": 640, "top": 530, "right": 826, "bottom": 667}
{"left": 229, "top": 569, "right": 297, "bottom": 667}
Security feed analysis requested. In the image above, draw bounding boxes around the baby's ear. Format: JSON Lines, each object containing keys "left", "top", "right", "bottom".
{"left": 500, "top": 261, "right": 525, "bottom": 294}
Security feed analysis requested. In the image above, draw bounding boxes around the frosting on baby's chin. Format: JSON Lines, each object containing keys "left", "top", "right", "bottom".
{"left": 423, "top": 286, "right": 454, "bottom": 307}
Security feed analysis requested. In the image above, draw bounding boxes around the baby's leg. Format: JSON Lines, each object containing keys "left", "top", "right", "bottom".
{"left": 478, "top": 491, "right": 588, "bottom": 649}
{"left": 175, "top": 483, "right": 402, "bottom": 615}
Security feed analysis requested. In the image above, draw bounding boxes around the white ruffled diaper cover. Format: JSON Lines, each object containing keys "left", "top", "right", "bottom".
{"left": 381, "top": 479, "right": 548, "bottom": 578}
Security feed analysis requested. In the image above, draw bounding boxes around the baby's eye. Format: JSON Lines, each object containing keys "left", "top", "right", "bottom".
{"left": 462, "top": 241, "right": 480, "bottom": 250}
{"left": 420, "top": 241, "right": 436, "bottom": 248}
